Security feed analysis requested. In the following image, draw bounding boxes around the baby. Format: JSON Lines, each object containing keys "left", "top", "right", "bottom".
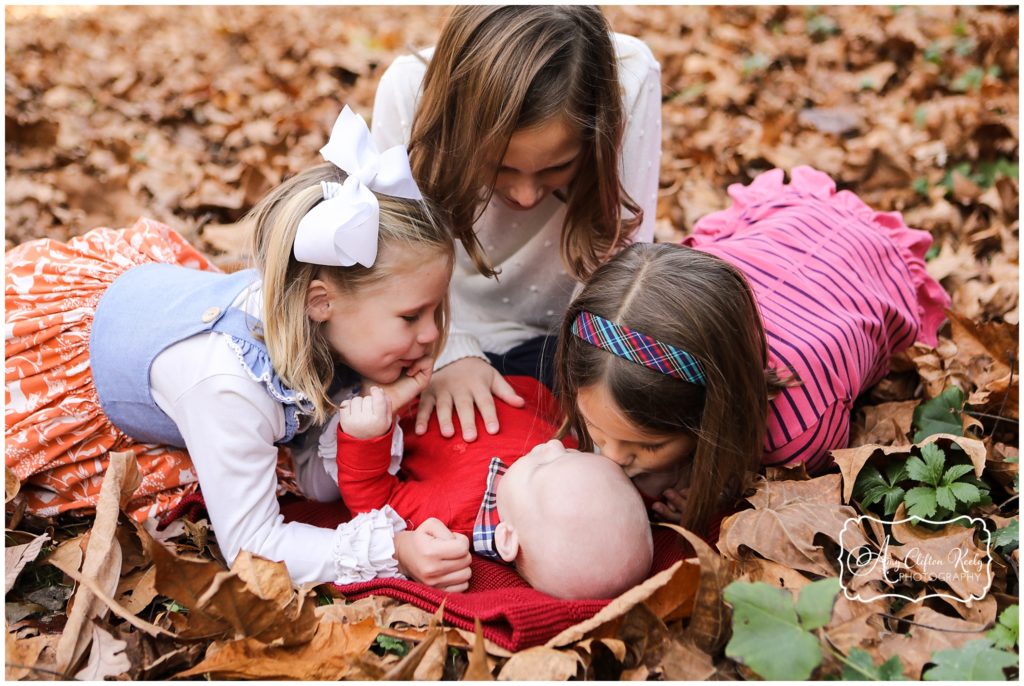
{"left": 334, "top": 376, "right": 653, "bottom": 600}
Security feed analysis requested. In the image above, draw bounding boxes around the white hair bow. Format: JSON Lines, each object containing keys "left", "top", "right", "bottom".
{"left": 293, "top": 106, "right": 423, "bottom": 268}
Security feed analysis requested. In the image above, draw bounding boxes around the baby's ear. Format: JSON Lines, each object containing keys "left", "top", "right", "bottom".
{"left": 305, "top": 279, "right": 332, "bottom": 321}
{"left": 493, "top": 522, "right": 519, "bottom": 563}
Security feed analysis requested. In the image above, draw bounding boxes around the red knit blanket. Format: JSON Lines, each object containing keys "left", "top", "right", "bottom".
{"left": 279, "top": 498, "right": 690, "bottom": 652}
{"left": 160, "top": 495, "right": 702, "bottom": 652}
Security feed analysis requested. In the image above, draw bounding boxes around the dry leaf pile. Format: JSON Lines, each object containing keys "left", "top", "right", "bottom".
{"left": 5, "top": 5, "right": 1019, "bottom": 680}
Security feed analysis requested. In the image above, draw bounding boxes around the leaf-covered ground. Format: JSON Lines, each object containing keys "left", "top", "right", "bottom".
{"left": 4, "top": 5, "right": 1019, "bottom": 680}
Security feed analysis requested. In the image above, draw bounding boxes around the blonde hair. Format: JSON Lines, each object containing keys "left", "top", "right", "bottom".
{"left": 248, "top": 163, "right": 453, "bottom": 423}
{"left": 409, "top": 5, "right": 642, "bottom": 281}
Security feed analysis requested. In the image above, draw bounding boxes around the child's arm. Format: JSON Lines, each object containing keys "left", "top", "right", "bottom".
{"left": 618, "top": 34, "right": 661, "bottom": 244}
{"left": 336, "top": 389, "right": 451, "bottom": 526}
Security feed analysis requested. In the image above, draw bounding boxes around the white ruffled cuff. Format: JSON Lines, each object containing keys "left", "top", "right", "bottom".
{"left": 435, "top": 332, "right": 488, "bottom": 370}
{"left": 332, "top": 505, "right": 409, "bottom": 585}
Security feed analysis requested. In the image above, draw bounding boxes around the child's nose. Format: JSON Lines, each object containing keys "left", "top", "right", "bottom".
{"left": 595, "top": 440, "right": 632, "bottom": 468}
{"left": 507, "top": 179, "right": 543, "bottom": 209}
{"left": 417, "top": 318, "right": 439, "bottom": 344}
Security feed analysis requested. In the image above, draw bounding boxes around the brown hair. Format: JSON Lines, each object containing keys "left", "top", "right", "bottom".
{"left": 248, "top": 163, "right": 453, "bottom": 424}
{"left": 555, "top": 243, "right": 794, "bottom": 535}
{"left": 408, "top": 5, "right": 642, "bottom": 281}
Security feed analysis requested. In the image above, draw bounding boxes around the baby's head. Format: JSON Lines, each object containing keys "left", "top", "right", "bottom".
{"left": 493, "top": 440, "right": 653, "bottom": 600}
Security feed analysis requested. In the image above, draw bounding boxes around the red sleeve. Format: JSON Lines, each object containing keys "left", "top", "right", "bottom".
{"left": 336, "top": 425, "right": 445, "bottom": 526}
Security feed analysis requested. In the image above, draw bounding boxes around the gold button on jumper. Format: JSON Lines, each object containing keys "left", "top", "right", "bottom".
{"left": 201, "top": 306, "right": 221, "bottom": 323}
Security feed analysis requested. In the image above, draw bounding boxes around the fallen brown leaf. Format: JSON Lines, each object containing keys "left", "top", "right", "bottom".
{"left": 877, "top": 606, "right": 988, "bottom": 679}
{"left": 463, "top": 618, "right": 495, "bottom": 681}
{"left": 6, "top": 532, "right": 49, "bottom": 593}
{"left": 663, "top": 524, "right": 733, "bottom": 654}
{"left": 5, "top": 628, "right": 56, "bottom": 681}
{"left": 54, "top": 451, "right": 136, "bottom": 676}
{"left": 231, "top": 550, "right": 294, "bottom": 606}
{"left": 383, "top": 625, "right": 441, "bottom": 680}
{"left": 135, "top": 519, "right": 318, "bottom": 645}
{"left": 545, "top": 558, "right": 699, "bottom": 648}
{"left": 888, "top": 508, "right": 993, "bottom": 601}
{"left": 496, "top": 645, "right": 581, "bottom": 681}
{"left": 413, "top": 625, "right": 449, "bottom": 680}
{"left": 176, "top": 615, "right": 380, "bottom": 680}
{"left": 849, "top": 400, "right": 918, "bottom": 448}
{"left": 718, "top": 474, "right": 872, "bottom": 576}
{"left": 74, "top": 622, "right": 130, "bottom": 681}
{"left": 949, "top": 311, "right": 1018, "bottom": 420}
{"left": 6, "top": 467, "right": 21, "bottom": 503}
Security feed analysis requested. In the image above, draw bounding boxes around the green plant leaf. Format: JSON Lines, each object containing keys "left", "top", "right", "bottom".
{"left": 948, "top": 480, "right": 982, "bottom": 506}
{"left": 906, "top": 444, "right": 948, "bottom": 487}
{"left": 795, "top": 577, "right": 841, "bottom": 631}
{"left": 856, "top": 465, "right": 888, "bottom": 504}
{"left": 842, "top": 648, "right": 908, "bottom": 680}
{"left": 941, "top": 463, "right": 975, "bottom": 485}
{"left": 375, "top": 634, "right": 409, "bottom": 656}
{"left": 886, "top": 461, "right": 909, "bottom": 483}
{"left": 934, "top": 485, "right": 957, "bottom": 511}
{"left": 856, "top": 463, "right": 911, "bottom": 515}
{"left": 951, "top": 66, "right": 985, "bottom": 93}
{"left": 921, "top": 444, "right": 947, "bottom": 483}
{"left": 904, "top": 455, "right": 927, "bottom": 483}
{"left": 913, "top": 386, "right": 965, "bottom": 442}
{"left": 904, "top": 486, "right": 938, "bottom": 518}
{"left": 923, "top": 639, "right": 1017, "bottom": 681}
{"left": 724, "top": 581, "right": 823, "bottom": 680}
{"left": 877, "top": 654, "right": 908, "bottom": 681}
{"left": 987, "top": 605, "right": 1019, "bottom": 650}
{"left": 990, "top": 519, "right": 1019, "bottom": 553}
{"left": 881, "top": 488, "right": 907, "bottom": 516}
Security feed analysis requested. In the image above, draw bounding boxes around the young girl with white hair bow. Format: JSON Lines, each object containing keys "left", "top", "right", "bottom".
{"left": 5, "top": 106, "right": 473, "bottom": 591}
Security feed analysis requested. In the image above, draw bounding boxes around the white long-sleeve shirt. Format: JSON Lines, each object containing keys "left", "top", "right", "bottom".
{"left": 149, "top": 283, "right": 406, "bottom": 586}
{"left": 371, "top": 33, "right": 662, "bottom": 367}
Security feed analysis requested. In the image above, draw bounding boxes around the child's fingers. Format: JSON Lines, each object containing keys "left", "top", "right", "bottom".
{"left": 651, "top": 502, "right": 683, "bottom": 524}
{"left": 662, "top": 488, "right": 689, "bottom": 512}
{"left": 407, "top": 355, "right": 434, "bottom": 380}
{"left": 370, "top": 386, "right": 387, "bottom": 416}
{"left": 433, "top": 395, "right": 457, "bottom": 438}
{"left": 490, "top": 374, "right": 525, "bottom": 409}
{"left": 417, "top": 517, "right": 456, "bottom": 541}
{"left": 432, "top": 565, "right": 473, "bottom": 592}
{"left": 414, "top": 392, "right": 436, "bottom": 435}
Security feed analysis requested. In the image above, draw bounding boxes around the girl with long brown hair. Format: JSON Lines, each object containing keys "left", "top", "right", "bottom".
{"left": 556, "top": 167, "right": 950, "bottom": 536}
{"left": 372, "top": 5, "right": 661, "bottom": 442}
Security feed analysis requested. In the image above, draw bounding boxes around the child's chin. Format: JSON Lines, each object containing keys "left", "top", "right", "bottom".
{"left": 364, "top": 366, "right": 403, "bottom": 385}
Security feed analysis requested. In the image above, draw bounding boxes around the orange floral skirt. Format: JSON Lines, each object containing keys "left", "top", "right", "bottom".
{"left": 5, "top": 218, "right": 218, "bottom": 521}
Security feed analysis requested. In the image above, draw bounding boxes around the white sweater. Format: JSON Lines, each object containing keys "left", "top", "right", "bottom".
{"left": 371, "top": 33, "right": 662, "bottom": 367}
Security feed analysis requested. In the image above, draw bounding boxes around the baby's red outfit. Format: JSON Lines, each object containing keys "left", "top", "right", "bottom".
{"left": 336, "top": 376, "right": 569, "bottom": 540}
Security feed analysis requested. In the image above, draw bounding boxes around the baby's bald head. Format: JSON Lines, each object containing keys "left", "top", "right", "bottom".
{"left": 495, "top": 441, "right": 653, "bottom": 599}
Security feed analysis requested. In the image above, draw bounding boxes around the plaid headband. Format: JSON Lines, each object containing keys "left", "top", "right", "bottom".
{"left": 571, "top": 310, "right": 707, "bottom": 386}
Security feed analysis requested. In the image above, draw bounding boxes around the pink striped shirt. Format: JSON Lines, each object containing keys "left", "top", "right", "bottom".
{"left": 683, "top": 167, "right": 950, "bottom": 473}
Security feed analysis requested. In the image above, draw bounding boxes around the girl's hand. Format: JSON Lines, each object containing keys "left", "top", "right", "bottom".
{"left": 338, "top": 386, "right": 393, "bottom": 439}
{"left": 651, "top": 488, "right": 689, "bottom": 524}
{"left": 414, "top": 357, "right": 525, "bottom": 441}
{"left": 394, "top": 518, "right": 472, "bottom": 592}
